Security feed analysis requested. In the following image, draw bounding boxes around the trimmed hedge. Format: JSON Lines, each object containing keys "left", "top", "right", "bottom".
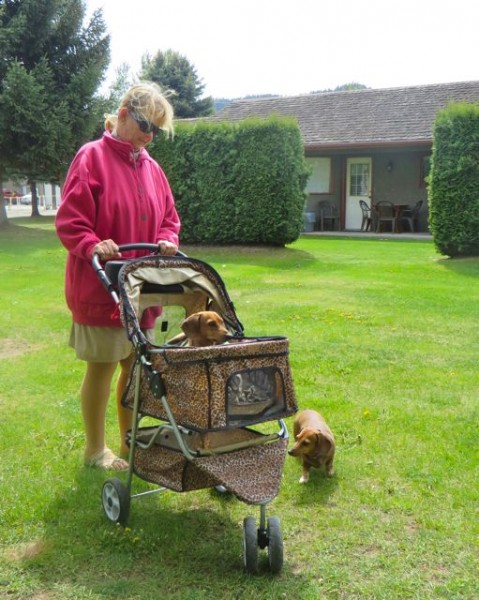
{"left": 429, "top": 102, "right": 479, "bottom": 257}
{"left": 150, "top": 116, "right": 310, "bottom": 246}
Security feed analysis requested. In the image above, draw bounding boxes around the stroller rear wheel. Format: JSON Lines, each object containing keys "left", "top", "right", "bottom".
{"left": 267, "top": 516, "right": 283, "bottom": 574}
{"left": 243, "top": 517, "right": 259, "bottom": 574}
{"left": 102, "top": 478, "right": 130, "bottom": 525}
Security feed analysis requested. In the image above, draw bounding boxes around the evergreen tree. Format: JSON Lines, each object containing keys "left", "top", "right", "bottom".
{"left": 334, "top": 82, "right": 368, "bottom": 91}
{"left": 90, "top": 63, "right": 134, "bottom": 140}
{"left": 140, "top": 49, "right": 214, "bottom": 118}
{"left": 107, "top": 62, "right": 134, "bottom": 111}
{"left": 0, "top": 0, "right": 110, "bottom": 221}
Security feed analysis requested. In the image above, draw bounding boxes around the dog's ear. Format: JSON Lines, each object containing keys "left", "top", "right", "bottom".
{"left": 181, "top": 313, "right": 201, "bottom": 336}
{"left": 205, "top": 314, "right": 220, "bottom": 330}
{"left": 320, "top": 429, "right": 335, "bottom": 447}
{"left": 317, "top": 433, "right": 334, "bottom": 455}
{"left": 296, "top": 427, "right": 315, "bottom": 444}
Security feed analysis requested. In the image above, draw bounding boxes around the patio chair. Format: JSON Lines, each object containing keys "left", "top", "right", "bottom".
{"left": 359, "top": 200, "right": 372, "bottom": 231}
{"left": 373, "top": 201, "right": 396, "bottom": 233}
{"left": 401, "top": 200, "right": 423, "bottom": 232}
{"left": 317, "top": 200, "right": 338, "bottom": 231}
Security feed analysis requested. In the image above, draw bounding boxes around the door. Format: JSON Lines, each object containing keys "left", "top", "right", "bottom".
{"left": 345, "top": 158, "right": 372, "bottom": 230}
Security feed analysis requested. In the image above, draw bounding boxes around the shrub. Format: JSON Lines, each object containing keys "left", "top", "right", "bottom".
{"left": 151, "top": 116, "right": 309, "bottom": 246}
{"left": 429, "top": 102, "right": 479, "bottom": 256}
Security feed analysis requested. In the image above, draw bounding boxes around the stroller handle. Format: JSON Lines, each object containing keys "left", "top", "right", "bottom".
{"left": 92, "top": 243, "right": 186, "bottom": 304}
{"left": 119, "top": 243, "right": 186, "bottom": 256}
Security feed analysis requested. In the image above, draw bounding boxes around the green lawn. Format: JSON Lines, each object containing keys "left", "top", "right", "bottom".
{"left": 1, "top": 217, "right": 478, "bottom": 599}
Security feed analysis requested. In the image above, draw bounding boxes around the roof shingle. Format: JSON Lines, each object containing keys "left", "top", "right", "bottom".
{"left": 214, "top": 81, "right": 479, "bottom": 149}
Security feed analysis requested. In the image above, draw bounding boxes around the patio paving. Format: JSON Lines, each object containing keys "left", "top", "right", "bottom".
{"left": 303, "top": 230, "right": 432, "bottom": 241}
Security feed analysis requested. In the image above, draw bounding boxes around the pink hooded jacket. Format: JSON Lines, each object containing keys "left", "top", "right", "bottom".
{"left": 55, "top": 131, "right": 181, "bottom": 328}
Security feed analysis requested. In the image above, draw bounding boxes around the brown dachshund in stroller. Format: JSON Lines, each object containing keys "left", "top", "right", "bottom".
{"left": 181, "top": 311, "right": 229, "bottom": 347}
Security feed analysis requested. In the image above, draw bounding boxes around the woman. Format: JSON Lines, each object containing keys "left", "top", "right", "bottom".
{"left": 56, "top": 82, "right": 181, "bottom": 470}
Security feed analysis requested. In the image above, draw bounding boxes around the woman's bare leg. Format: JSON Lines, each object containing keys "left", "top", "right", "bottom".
{"left": 81, "top": 361, "right": 118, "bottom": 462}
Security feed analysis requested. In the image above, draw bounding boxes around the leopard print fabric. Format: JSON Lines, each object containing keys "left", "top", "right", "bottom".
{"left": 132, "top": 434, "right": 288, "bottom": 505}
{"left": 123, "top": 336, "right": 298, "bottom": 431}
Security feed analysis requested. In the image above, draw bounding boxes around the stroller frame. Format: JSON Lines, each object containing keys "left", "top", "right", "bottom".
{"left": 94, "top": 245, "right": 298, "bottom": 574}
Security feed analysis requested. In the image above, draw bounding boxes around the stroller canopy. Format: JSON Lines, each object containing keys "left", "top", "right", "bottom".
{"left": 117, "top": 255, "right": 244, "bottom": 342}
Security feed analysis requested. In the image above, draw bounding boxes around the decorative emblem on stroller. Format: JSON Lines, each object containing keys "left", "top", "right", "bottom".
{"left": 94, "top": 245, "right": 298, "bottom": 574}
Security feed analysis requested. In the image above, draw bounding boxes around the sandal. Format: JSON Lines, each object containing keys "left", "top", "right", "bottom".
{"left": 85, "top": 448, "right": 129, "bottom": 471}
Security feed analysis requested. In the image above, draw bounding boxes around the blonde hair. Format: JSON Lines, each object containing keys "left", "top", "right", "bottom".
{"left": 104, "top": 81, "right": 175, "bottom": 137}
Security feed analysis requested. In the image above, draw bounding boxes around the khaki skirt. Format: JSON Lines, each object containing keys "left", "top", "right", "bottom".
{"left": 69, "top": 323, "right": 152, "bottom": 363}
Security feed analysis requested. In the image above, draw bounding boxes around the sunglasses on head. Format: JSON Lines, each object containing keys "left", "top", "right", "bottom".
{"left": 129, "top": 110, "right": 160, "bottom": 135}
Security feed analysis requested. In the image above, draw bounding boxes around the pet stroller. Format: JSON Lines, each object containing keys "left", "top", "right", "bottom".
{"left": 93, "top": 244, "right": 298, "bottom": 574}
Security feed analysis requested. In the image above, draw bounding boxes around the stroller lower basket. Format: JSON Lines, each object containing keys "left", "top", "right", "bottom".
{"left": 129, "top": 426, "right": 288, "bottom": 505}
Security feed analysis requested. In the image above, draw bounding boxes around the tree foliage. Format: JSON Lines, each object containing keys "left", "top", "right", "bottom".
{"left": 1, "top": 60, "right": 71, "bottom": 178}
{"left": 0, "top": 0, "right": 110, "bottom": 220}
{"left": 334, "top": 82, "right": 368, "bottom": 91}
{"left": 139, "top": 49, "right": 214, "bottom": 118}
{"left": 310, "top": 82, "right": 368, "bottom": 94}
{"left": 106, "top": 62, "right": 134, "bottom": 111}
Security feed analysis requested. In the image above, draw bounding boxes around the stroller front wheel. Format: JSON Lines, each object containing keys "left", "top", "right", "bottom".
{"left": 102, "top": 478, "right": 130, "bottom": 525}
{"left": 267, "top": 516, "right": 283, "bottom": 574}
{"left": 243, "top": 517, "right": 259, "bottom": 574}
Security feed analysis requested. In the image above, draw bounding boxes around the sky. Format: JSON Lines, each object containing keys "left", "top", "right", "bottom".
{"left": 85, "top": 0, "right": 479, "bottom": 99}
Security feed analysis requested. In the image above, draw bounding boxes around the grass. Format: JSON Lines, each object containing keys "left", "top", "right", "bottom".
{"left": 1, "top": 217, "right": 478, "bottom": 599}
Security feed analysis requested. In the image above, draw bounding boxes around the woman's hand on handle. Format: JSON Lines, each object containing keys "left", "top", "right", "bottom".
{"left": 157, "top": 240, "right": 178, "bottom": 256}
{"left": 92, "top": 239, "right": 121, "bottom": 261}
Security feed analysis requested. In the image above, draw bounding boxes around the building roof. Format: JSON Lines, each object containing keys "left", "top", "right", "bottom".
{"left": 214, "top": 81, "right": 479, "bottom": 150}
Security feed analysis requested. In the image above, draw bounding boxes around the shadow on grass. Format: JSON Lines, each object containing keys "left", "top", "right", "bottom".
{"left": 181, "top": 243, "right": 317, "bottom": 270}
{"left": 0, "top": 220, "right": 59, "bottom": 248}
{"left": 24, "top": 467, "right": 313, "bottom": 597}
{"left": 288, "top": 469, "right": 338, "bottom": 507}
{"left": 2, "top": 221, "right": 318, "bottom": 272}
{"left": 437, "top": 254, "right": 479, "bottom": 278}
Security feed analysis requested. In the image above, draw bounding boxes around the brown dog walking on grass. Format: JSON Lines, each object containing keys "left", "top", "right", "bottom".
{"left": 288, "top": 409, "right": 336, "bottom": 483}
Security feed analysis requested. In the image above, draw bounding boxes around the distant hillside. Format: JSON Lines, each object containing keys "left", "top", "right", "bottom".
{"left": 214, "top": 98, "right": 234, "bottom": 112}
{"left": 213, "top": 86, "right": 368, "bottom": 113}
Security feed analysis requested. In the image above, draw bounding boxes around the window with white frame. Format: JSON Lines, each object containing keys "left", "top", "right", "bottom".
{"left": 305, "top": 157, "right": 332, "bottom": 194}
{"left": 349, "top": 162, "right": 370, "bottom": 196}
